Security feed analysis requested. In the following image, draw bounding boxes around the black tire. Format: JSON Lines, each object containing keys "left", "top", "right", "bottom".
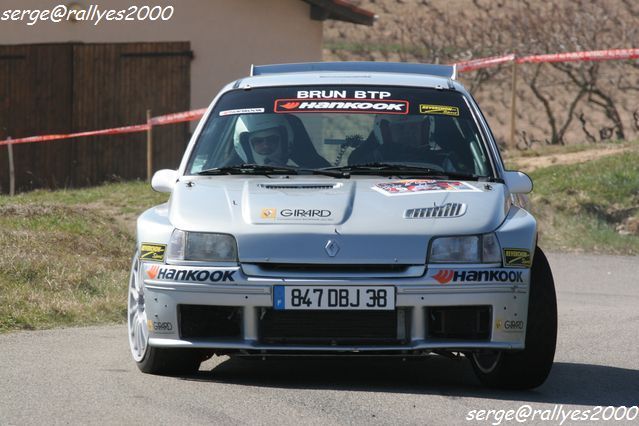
{"left": 470, "top": 246, "right": 557, "bottom": 389}
{"left": 136, "top": 347, "right": 209, "bottom": 375}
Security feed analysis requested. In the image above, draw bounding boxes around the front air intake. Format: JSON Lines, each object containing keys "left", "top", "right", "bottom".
{"left": 404, "top": 203, "right": 467, "bottom": 219}
{"left": 428, "top": 306, "right": 491, "bottom": 340}
{"left": 178, "top": 305, "right": 242, "bottom": 339}
{"left": 258, "top": 183, "right": 341, "bottom": 190}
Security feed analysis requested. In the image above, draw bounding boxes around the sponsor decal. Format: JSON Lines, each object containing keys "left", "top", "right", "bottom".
{"left": 147, "top": 319, "right": 173, "bottom": 334}
{"left": 140, "top": 243, "right": 166, "bottom": 262}
{"left": 145, "top": 265, "right": 236, "bottom": 283}
{"left": 495, "top": 319, "right": 525, "bottom": 332}
{"left": 431, "top": 269, "right": 524, "bottom": 284}
{"left": 219, "top": 107, "right": 265, "bottom": 116}
{"left": 274, "top": 98, "right": 409, "bottom": 114}
{"left": 419, "top": 104, "right": 460, "bottom": 116}
{"left": 261, "top": 208, "right": 277, "bottom": 219}
{"left": 281, "top": 209, "right": 331, "bottom": 218}
{"left": 296, "top": 90, "right": 392, "bottom": 99}
{"left": 504, "top": 320, "right": 525, "bottom": 330}
{"left": 503, "top": 248, "right": 532, "bottom": 268}
{"left": 259, "top": 208, "right": 332, "bottom": 221}
{"left": 146, "top": 265, "right": 160, "bottom": 279}
{"left": 373, "top": 179, "right": 480, "bottom": 196}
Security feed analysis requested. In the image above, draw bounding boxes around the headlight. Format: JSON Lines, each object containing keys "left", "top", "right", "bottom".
{"left": 429, "top": 233, "right": 501, "bottom": 263}
{"left": 166, "top": 229, "right": 238, "bottom": 262}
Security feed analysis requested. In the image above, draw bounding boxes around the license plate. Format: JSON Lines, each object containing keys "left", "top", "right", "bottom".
{"left": 273, "top": 286, "right": 395, "bottom": 310}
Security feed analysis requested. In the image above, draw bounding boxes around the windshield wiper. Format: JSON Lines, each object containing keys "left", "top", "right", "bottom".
{"left": 198, "top": 163, "right": 349, "bottom": 178}
{"left": 322, "top": 162, "right": 501, "bottom": 182}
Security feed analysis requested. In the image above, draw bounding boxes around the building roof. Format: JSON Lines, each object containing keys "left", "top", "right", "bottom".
{"left": 301, "top": 0, "right": 376, "bottom": 26}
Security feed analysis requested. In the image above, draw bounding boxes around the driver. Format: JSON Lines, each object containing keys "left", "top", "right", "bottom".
{"left": 233, "top": 115, "right": 293, "bottom": 165}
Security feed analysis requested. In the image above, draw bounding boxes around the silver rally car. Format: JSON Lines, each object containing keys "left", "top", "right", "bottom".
{"left": 128, "top": 62, "right": 557, "bottom": 389}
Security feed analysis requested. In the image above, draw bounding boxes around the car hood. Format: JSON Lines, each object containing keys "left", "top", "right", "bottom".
{"left": 169, "top": 176, "right": 508, "bottom": 264}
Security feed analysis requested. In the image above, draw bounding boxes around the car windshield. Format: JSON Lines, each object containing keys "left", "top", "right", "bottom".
{"left": 186, "top": 85, "right": 493, "bottom": 177}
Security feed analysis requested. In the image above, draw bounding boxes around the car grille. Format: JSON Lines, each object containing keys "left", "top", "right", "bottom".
{"left": 255, "top": 263, "right": 411, "bottom": 274}
{"left": 258, "top": 183, "right": 340, "bottom": 190}
{"left": 179, "top": 305, "right": 242, "bottom": 339}
{"left": 259, "top": 308, "right": 410, "bottom": 345}
{"left": 427, "top": 306, "right": 491, "bottom": 340}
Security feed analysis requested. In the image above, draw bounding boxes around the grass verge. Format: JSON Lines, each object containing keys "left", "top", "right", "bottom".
{"left": 0, "top": 181, "right": 167, "bottom": 332}
{"left": 529, "top": 151, "right": 639, "bottom": 254}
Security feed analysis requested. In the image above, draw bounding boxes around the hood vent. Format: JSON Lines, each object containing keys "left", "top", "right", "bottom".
{"left": 404, "top": 203, "right": 467, "bottom": 219}
{"left": 258, "top": 183, "right": 341, "bottom": 190}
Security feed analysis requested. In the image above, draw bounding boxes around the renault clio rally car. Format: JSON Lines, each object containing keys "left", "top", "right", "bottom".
{"left": 128, "top": 62, "right": 557, "bottom": 389}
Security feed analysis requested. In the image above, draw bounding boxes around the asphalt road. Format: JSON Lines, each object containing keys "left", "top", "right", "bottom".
{"left": 1, "top": 253, "right": 638, "bottom": 425}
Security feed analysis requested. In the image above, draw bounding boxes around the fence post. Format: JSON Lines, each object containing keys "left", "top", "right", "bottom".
{"left": 7, "top": 137, "right": 15, "bottom": 196}
{"left": 146, "top": 110, "right": 153, "bottom": 182}
{"left": 510, "top": 58, "right": 518, "bottom": 147}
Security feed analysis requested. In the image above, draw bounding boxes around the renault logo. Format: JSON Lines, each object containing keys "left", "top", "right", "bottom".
{"left": 324, "top": 240, "right": 340, "bottom": 257}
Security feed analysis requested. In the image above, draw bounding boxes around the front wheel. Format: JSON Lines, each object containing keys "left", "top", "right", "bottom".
{"left": 470, "top": 247, "right": 557, "bottom": 389}
{"left": 127, "top": 253, "right": 204, "bottom": 375}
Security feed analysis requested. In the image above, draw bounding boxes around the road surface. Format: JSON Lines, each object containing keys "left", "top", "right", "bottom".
{"left": 1, "top": 253, "right": 638, "bottom": 425}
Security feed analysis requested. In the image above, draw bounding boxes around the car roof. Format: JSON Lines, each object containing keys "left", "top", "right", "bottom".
{"left": 230, "top": 72, "right": 461, "bottom": 92}
{"left": 226, "top": 61, "right": 464, "bottom": 93}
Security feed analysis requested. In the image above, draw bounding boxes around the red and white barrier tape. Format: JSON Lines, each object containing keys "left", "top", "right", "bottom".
{"left": 455, "top": 48, "right": 639, "bottom": 72}
{"left": 456, "top": 54, "right": 516, "bottom": 72}
{"left": 149, "top": 108, "right": 207, "bottom": 126}
{"left": 1, "top": 48, "right": 637, "bottom": 147}
{"left": 516, "top": 48, "right": 639, "bottom": 64}
{"left": 0, "top": 108, "right": 208, "bottom": 147}
{"left": 0, "top": 123, "right": 150, "bottom": 147}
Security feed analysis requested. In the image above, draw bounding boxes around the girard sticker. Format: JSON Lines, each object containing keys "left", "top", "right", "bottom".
{"left": 274, "top": 98, "right": 409, "bottom": 114}
{"left": 372, "top": 180, "right": 480, "bottom": 196}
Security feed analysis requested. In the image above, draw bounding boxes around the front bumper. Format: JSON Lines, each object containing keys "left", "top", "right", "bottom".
{"left": 141, "top": 263, "right": 530, "bottom": 352}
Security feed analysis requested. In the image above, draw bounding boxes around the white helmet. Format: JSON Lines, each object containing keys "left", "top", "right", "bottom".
{"left": 233, "top": 114, "right": 293, "bottom": 165}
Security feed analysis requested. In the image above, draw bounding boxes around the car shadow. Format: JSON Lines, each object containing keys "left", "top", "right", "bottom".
{"left": 182, "top": 356, "right": 639, "bottom": 406}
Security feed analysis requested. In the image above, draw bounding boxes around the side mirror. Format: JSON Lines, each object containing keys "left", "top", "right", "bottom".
{"left": 151, "top": 169, "right": 178, "bottom": 193}
{"left": 503, "top": 171, "right": 533, "bottom": 194}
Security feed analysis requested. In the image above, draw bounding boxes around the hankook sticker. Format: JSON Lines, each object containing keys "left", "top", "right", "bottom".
{"left": 145, "top": 265, "right": 237, "bottom": 282}
{"left": 372, "top": 180, "right": 480, "bottom": 196}
{"left": 431, "top": 269, "right": 525, "bottom": 284}
{"left": 274, "top": 98, "right": 409, "bottom": 114}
